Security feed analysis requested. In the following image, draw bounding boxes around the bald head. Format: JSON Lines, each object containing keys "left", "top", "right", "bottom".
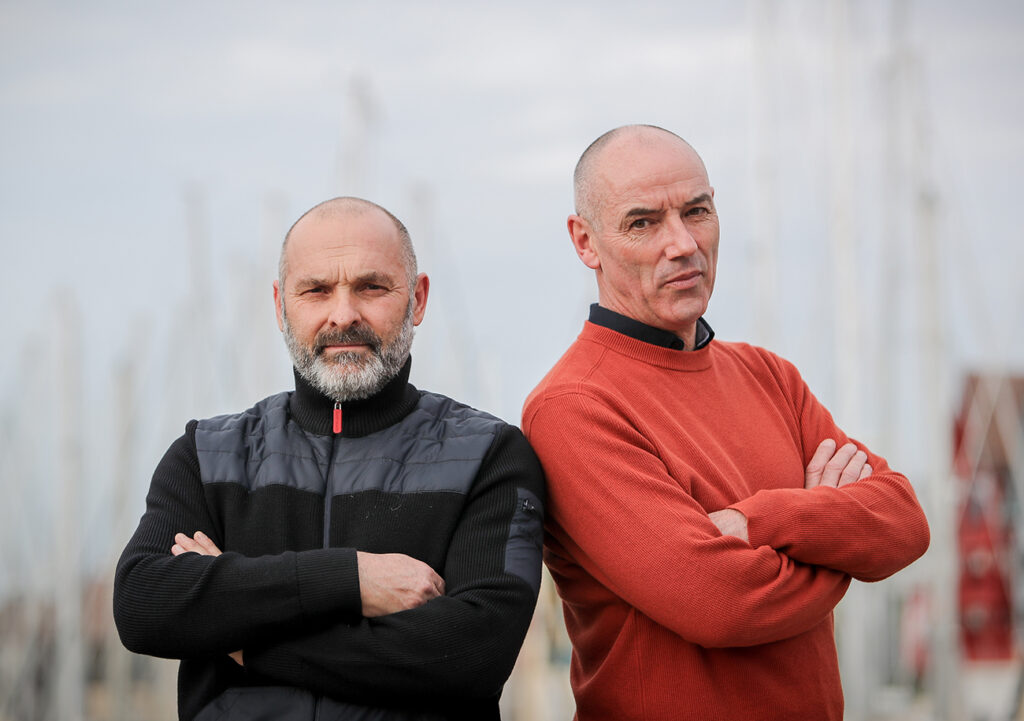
{"left": 573, "top": 125, "right": 706, "bottom": 227}
{"left": 279, "top": 197, "right": 417, "bottom": 291}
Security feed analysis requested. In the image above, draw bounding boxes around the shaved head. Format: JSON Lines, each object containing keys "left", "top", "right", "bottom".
{"left": 279, "top": 197, "right": 417, "bottom": 290}
{"left": 566, "top": 125, "right": 718, "bottom": 346}
{"left": 573, "top": 125, "right": 705, "bottom": 227}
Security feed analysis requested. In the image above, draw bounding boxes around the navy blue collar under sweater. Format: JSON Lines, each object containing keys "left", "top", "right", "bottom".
{"left": 588, "top": 303, "right": 715, "bottom": 351}
{"left": 290, "top": 356, "right": 420, "bottom": 438}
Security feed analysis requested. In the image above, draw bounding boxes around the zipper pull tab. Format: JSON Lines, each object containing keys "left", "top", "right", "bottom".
{"left": 333, "top": 402, "right": 342, "bottom": 434}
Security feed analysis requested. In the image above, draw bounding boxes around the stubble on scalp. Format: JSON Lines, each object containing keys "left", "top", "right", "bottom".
{"left": 572, "top": 124, "right": 701, "bottom": 229}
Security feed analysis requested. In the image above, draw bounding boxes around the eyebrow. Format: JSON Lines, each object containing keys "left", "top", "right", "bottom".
{"left": 686, "top": 193, "right": 713, "bottom": 207}
{"left": 624, "top": 206, "right": 661, "bottom": 219}
{"left": 623, "top": 193, "right": 713, "bottom": 219}
{"left": 293, "top": 276, "right": 331, "bottom": 290}
{"left": 355, "top": 270, "right": 397, "bottom": 286}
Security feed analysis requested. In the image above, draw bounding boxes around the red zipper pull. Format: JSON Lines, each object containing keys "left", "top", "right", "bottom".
{"left": 333, "top": 402, "right": 343, "bottom": 434}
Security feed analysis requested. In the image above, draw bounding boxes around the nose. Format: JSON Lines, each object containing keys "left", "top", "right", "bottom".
{"left": 326, "top": 290, "right": 361, "bottom": 329}
{"left": 663, "top": 216, "right": 698, "bottom": 259}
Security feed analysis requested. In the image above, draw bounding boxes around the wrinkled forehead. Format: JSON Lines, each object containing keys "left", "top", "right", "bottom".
{"left": 601, "top": 154, "right": 711, "bottom": 214}
{"left": 286, "top": 211, "right": 406, "bottom": 277}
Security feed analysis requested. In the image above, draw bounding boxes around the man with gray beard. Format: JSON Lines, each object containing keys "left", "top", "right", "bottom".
{"left": 114, "top": 197, "right": 546, "bottom": 721}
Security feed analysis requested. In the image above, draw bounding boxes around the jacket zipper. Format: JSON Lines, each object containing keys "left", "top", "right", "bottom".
{"left": 324, "top": 402, "right": 342, "bottom": 547}
{"left": 315, "top": 403, "right": 343, "bottom": 719}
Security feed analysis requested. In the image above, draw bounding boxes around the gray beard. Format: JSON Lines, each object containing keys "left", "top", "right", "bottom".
{"left": 282, "top": 308, "right": 415, "bottom": 403}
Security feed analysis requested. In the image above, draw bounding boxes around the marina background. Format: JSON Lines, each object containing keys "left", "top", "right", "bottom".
{"left": 2, "top": 1, "right": 1023, "bottom": 718}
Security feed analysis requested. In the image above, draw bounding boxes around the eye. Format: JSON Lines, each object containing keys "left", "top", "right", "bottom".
{"left": 629, "top": 218, "right": 651, "bottom": 230}
{"left": 686, "top": 206, "right": 709, "bottom": 217}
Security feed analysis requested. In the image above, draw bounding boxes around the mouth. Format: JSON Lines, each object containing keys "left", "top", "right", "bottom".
{"left": 663, "top": 270, "right": 702, "bottom": 289}
{"left": 318, "top": 343, "right": 374, "bottom": 360}
{"left": 321, "top": 343, "right": 370, "bottom": 353}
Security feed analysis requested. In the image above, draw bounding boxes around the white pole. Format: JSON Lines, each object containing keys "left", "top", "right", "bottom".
{"left": 55, "top": 291, "right": 84, "bottom": 721}
{"left": 747, "top": 0, "right": 780, "bottom": 348}
{"left": 827, "top": 2, "right": 874, "bottom": 718}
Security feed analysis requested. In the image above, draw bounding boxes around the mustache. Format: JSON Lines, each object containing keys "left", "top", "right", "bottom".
{"left": 313, "top": 325, "right": 382, "bottom": 356}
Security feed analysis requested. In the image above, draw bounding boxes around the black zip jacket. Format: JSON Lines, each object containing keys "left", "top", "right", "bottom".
{"left": 113, "top": 359, "right": 545, "bottom": 720}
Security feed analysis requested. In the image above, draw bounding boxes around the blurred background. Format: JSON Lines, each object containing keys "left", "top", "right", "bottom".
{"left": 2, "top": 0, "right": 1022, "bottom": 719}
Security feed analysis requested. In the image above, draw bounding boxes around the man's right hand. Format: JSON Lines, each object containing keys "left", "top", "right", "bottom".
{"left": 356, "top": 552, "right": 445, "bottom": 617}
{"left": 804, "top": 439, "right": 872, "bottom": 489}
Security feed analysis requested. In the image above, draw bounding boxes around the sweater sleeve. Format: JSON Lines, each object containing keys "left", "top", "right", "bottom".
{"left": 730, "top": 354, "right": 930, "bottom": 582}
{"left": 113, "top": 422, "right": 362, "bottom": 659}
{"left": 241, "top": 426, "right": 546, "bottom": 705}
{"left": 524, "top": 391, "right": 850, "bottom": 649}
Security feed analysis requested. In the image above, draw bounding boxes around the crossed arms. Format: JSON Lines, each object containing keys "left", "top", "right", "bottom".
{"left": 114, "top": 423, "right": 544, "bottom": 705}
{"left": 708, "top": 437, "right": 873, "bottom": 542}
{"left": 170, "top": 532, "right": 446, "bottom": 666}
{"left": 523, "top": 354, "right": 929, "bottom": 649}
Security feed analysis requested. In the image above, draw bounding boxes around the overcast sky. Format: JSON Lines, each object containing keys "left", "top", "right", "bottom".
{"left": 2, "top": 1, "right": 1023, "bottom": 577}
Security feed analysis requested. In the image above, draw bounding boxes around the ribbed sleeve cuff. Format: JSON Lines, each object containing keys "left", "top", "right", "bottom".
{"left": 730, "top": 491, "right": 787, "bottom": 550}
{"left": 294, "top": 547, "right": 361, "bottom": 620}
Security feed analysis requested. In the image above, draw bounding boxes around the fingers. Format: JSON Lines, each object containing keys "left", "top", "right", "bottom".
{"left": 192, "top": 531, "right": 223, "bottom": 556}
{"left": 804, "top": 439, "right": 837, "bottom": 489}
{"left": 357, "top": 551, "right": 446, "bottom": 617}
{"left": 835, "top": 447, "right": 869, "bottom": 487}
{"left": 806, "top": 440, "right": 872, "bottom": 489}
{"left": 170, "top": 531, "right": 223, "bottom": 557}
{"left": 820, "top": 442, "right": 858, "bottom": 487}
{"left": 172, "top": 533, "right": 198, "bottom": 556}
{"left": 430, "top": 570, "right": 446, "bottom": 597}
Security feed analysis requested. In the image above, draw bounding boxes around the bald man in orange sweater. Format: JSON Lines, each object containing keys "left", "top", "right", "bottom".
{"left": 522, "top": 125, "right": 930, "bottom": 721}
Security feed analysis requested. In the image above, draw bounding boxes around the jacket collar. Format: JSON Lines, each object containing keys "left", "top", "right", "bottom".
{"left": 289, "top": 356, "right": 420, "bottom": 437}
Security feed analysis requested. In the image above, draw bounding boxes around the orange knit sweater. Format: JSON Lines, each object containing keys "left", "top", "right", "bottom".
{"left": 522, "top": 322, "right": 930, "bottom": 721}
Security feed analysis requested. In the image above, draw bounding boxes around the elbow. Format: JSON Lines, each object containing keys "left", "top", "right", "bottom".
{"left": 853, "top": 517, "right": 931, "bottom": 583}
{"left": 461, "top": 660, "right": 517, "bottom": 700}
{"left": 112, "top": 564, "right": 177, "bottom": 658}
{"left": 112, "top": 592, "right": 162, "bottom": 657}
{"left": 444, "top": 637, "right": 526, "bottom": 699}
{"left": 436, "top": 605, "right": 535, "bottom": 698}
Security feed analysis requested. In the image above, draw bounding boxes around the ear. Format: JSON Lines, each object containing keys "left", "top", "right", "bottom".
{"left": 273, "top": 279, "right": 284, "bottom": 332}
{"left": 568, "top": 214, "right": 601, "bottom": 270}
{"left": 411, "top": 273, "right": 430, "bottom": 326}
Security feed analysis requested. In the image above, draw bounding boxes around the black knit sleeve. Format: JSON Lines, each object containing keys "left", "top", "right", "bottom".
{"left": 242, "top": 424, "right": 547, "bottom": 707}
{"left": 112, "top": 422, "right": 362, "bottom": 659}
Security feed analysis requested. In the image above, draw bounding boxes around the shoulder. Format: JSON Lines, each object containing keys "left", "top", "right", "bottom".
{"left": 192, "top": 392, "right": 293, "bottom": 461}
{"left": 405, "top": 389, "right": 521, "bottom": 461}
{"left": 412, "top": 391, "right": 544, "bottom": 495}
{"left": 711, "top": 339, "right": 801, "bottom": 376}
{"left": 194, "top": 391, "right": 292, "bottom": 433}
{"left": 709, "top": 340, "right": 810, "bottom": 406}
{"left": 413, "top": 390, "right": 537, "bottom": 457}
{"left": 413, "top": 389, "right": 509, "bottom": 434}
{"left": 523, "top": 336, "right": 615, "bottom": 411}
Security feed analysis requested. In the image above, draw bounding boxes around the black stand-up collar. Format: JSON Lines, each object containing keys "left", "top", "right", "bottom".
{"left": 289, "top": 356, "right": 420, "bottom": 437}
